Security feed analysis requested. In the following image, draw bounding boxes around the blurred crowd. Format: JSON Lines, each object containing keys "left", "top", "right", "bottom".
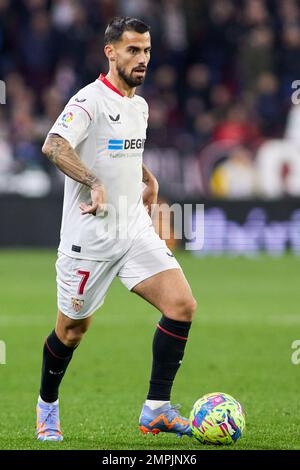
{"left": 1, "top": 0, "right": 300, "bottom": 198}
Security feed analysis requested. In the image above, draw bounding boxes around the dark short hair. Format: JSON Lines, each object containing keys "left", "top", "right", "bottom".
{"left": 104, "top": 17, "right": 150, "bottom": 45}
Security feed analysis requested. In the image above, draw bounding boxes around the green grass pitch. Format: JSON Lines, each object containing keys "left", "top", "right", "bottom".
{"left": 0, "top": 249, "right": 299, "bottom": 450}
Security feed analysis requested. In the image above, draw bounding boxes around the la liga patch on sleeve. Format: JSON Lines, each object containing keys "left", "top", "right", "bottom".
{"left": 59, "top": 111, "right": 74, "bottom": 128}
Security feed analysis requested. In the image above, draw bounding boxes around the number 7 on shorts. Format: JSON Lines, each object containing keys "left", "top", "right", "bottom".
{"left": 76, "top": 270, "right": 90, "bottom": 295}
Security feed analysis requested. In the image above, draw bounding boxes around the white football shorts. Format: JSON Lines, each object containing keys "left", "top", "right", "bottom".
{"left": 56, "top": 227, "right": 181, "bottom": 320}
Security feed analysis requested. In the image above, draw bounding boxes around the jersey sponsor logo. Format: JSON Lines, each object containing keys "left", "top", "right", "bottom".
{"left": 71, "top": 297, "right": 84, "bottom": 313}
{"left": 109, "top": 113, "right": 120, "bottom": 122}
{"left": 107, "top": 138, "right": 146, "bottom": 151}
{"left": 59, "top": 111, "right": 74, "bottom": 128}
{"left": 75, "top": 97, "right": 86, "bottom": 103}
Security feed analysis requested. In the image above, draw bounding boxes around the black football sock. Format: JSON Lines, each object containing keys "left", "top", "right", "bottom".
{"left": 39, "top": 329, "right": 77, "bottom": 403}
{"left": 147, "top": 316, "right": 192, "bottom": 401}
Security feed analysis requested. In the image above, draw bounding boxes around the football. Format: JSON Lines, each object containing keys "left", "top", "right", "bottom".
{"left": 189, "top": 392, "right": 245, "bottom": 445}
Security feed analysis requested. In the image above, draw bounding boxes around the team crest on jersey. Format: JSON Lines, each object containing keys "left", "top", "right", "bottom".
{"left": 71, "top": 297, "right": 84, "bottom": 313}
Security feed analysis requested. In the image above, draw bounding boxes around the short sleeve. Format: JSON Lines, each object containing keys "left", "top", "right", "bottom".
{"left": 48, "top": 93, "right": 95, "bottom": 149}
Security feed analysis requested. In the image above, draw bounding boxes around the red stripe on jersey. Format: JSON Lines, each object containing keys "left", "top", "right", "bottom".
{"left": 98, "top": 73, "right": 125, "bottom": 97}
{"left": 66, "top": 104, "right": 92, "bottom": 121}
{"left": 156, "top": 323, "right": 188, "bottom": 341}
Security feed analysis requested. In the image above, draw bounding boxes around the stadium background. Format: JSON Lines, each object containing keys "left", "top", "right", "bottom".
{"left": 0, "top": 0, "right": 300, "bottom": 450}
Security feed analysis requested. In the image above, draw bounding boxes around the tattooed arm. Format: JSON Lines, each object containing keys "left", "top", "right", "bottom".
{"left": 142, "top": 163, "right": 159, "bottom": 214}
{"left": 42, "top": 133, "right": 106, "bottom": 215}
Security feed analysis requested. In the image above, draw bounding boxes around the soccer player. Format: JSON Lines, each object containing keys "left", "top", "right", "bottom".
{"left": 36, "top": 16, "right": 197, "bottom": 442}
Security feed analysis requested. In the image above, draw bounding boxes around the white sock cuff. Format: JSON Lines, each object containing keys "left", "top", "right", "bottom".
{"left": 145, "top": 399, "right": 170, "bottom": 410}
{"left": 38, "top": 395, "right": 59, "bottom": 406}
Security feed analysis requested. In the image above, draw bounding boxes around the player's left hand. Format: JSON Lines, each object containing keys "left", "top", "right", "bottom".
{"left": 79, "top": 184, "right": 107, "bottom": 216}
{"left": 143, "top": 179, "right": 159, "bottom": 216}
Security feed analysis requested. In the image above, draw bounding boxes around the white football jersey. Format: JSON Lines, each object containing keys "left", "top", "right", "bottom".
{"left": 49, "top": 74, "right": 155, "bottom": 261}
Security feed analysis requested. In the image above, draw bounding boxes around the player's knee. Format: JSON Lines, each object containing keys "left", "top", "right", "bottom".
{"left": 165, "top": 296, "right": 197, "bottom": 322}
{"left": 60, "top": 324, "right": 88, "bottom": 348}
{"left": 181, "top": 296, "right": 197, "bottom": 321}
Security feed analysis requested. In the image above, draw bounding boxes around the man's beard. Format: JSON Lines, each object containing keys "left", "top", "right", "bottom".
{"left": 117, "top": 65, "right": 146, "bottom": 88}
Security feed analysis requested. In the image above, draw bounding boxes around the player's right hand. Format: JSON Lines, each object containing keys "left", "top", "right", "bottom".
{"left": 79, "top": 184, "right": 107, "bottom": 216}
